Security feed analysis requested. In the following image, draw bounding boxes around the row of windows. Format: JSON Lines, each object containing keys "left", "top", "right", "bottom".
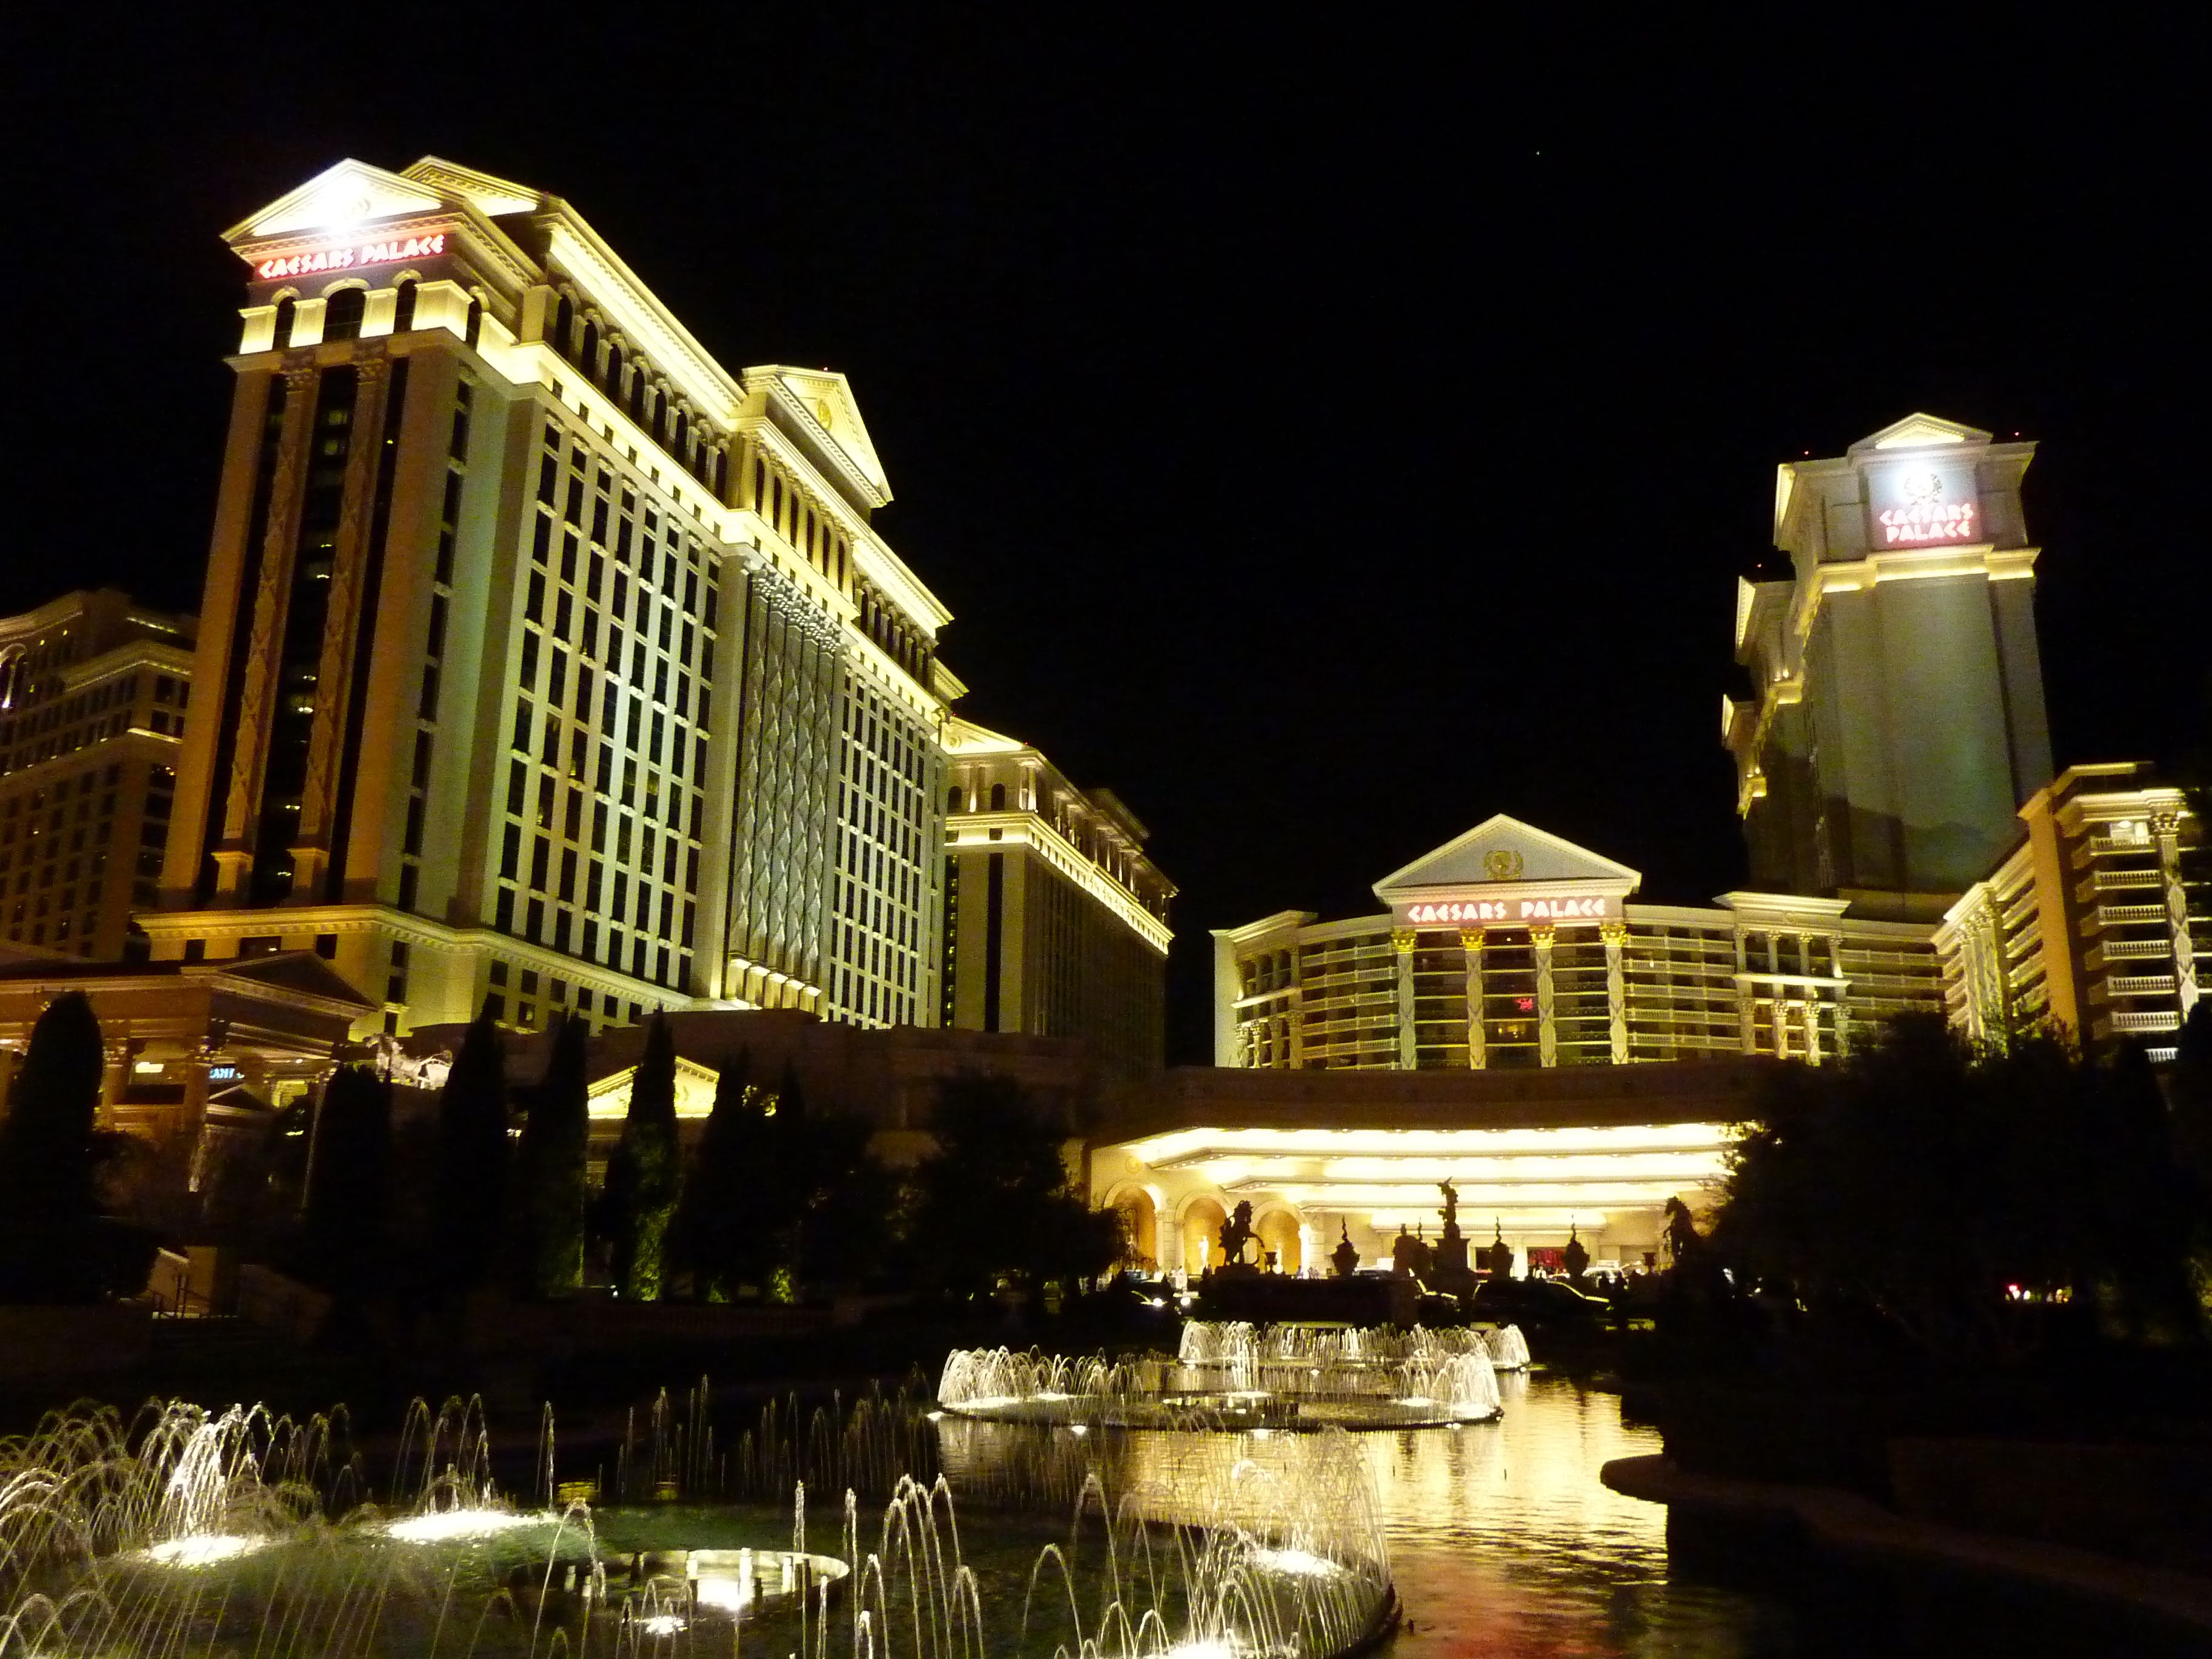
{"left": 828, "top": 677, "right": 938, "bottom": 1029}
{"left": 548, "top": 290, "right": 723, "bottom": 496}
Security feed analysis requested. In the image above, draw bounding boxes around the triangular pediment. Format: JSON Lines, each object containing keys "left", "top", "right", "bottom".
{"left": 213, "top": 951, "right": 378, "bottom": 1009}
{"left": 400, "top": 156, "right": 541, "bottom": 218}
{"left": 225, "top": 159, "right": 451, "bottom": 244}
{"left": 1854, "top": 412, "right": 1990, "bottom": 454}
{"left": 1373, "top": 815, "right": 1640, "bottom": 902}
{"left": 760, "top": 367, "right": 891, "bottom": 499}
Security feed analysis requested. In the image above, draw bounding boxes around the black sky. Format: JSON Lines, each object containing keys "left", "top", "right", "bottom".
{"left": 7, "top": 17, "right": 2204, "bottom": 1062}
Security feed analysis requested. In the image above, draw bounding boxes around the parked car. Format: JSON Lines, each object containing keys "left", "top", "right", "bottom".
{"left": 1466, "top": 1276, "right": 1611, "bottom": 1332}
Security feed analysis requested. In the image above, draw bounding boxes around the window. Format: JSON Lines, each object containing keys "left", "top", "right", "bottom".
{"left": 393, "top": 279, "right": 418, "bottom": 333}
{"left": 323, "top": 286, "right": 366, "bottom": 341}
{"left": 272, "top": 297, "right": 296, "bottom": 348}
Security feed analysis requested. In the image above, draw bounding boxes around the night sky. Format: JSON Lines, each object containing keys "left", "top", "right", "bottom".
{"left": 11, "top": 20, "right": 2202, "bottom": 1062}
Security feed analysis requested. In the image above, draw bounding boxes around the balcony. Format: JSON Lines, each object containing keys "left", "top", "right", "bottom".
{"left": 2107, "top": 1010, "right": 2180, "bottom": 1035}
{"left": 2095, "top": 904, "right": 2170, "bottom": 927}
{"left": 2100, "top": 974, "right": 2176, "bottom": 999}
{"left": 2096, "top": 938, "right": 2171, "bottom": 963}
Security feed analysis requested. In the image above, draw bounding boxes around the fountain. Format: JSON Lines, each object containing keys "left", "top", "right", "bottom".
{"left": 937, "top": 1321, "right": 1519, "bottom": 1430}
{"left": 0, "top": 1379, "right": 1395, "bottom": 1657}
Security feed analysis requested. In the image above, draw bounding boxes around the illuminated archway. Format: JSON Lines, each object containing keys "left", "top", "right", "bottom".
{"left": 1253, "top": 1205, "right": 1303, "bottom": 1274}
{"left": 1104, "top": 1182, "right": 1158, "bottom": 1269}
{"left": 1180, "top": 1195, "right": 1227, "bottom": 1273}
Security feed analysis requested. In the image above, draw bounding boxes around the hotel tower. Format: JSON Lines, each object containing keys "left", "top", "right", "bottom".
{"left": 1724, "top": 414, "right": 2053, "bottom": 916}
{"left": 149, "top": 158, "right": 964, "bottom": 1037}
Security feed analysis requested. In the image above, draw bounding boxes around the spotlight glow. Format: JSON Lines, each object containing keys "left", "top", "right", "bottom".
{"left": 141, "top": 1534, "right": 266, "bottom": 1567}
{"left": 382, "top": 1508, "right": 541, "bottom": 1544}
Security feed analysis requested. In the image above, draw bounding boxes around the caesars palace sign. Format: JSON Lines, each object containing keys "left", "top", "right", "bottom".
{"left": 1398, "top": 894, "right": 1620, "bottom": 926}
{"left": 252, "top": 232, "right": 449, "bottom": 281}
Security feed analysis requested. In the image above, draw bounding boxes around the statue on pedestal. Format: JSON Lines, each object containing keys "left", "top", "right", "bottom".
{"left": 1215, "top": 1200, "right": 1262, "bottom": 1278}
{"left": 1430, "top": 1178, "right": 1475, "bottom": 1298}
{"left": 1390, "top": 1223, "right": 1434, "bottom": 1279}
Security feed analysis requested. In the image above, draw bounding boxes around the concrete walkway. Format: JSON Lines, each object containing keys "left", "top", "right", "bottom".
{"left": 1602, "top": 1453, "right": 2212, "bottom": 1641}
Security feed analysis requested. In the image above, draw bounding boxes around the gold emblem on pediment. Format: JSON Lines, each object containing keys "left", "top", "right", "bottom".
{"left": 1484, "top": 848, "right": 1525, "bottom": 882}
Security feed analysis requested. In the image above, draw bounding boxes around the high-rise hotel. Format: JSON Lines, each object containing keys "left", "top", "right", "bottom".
{"left": 145, "top": 158, "right": 988, "bottom": 1037}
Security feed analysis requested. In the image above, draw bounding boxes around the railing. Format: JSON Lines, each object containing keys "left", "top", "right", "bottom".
{"left": 2103, "top": 974, "right": 2177, "bottom": 998}
{"left": 2097, "top": 938, "right": 2170, "bottom": 962}
{"left": 2107, "top": 1010, "right": 2180, "bottom": 1034}
{"left": 2096, "top": 904, "right": 2170, "bottom": 926}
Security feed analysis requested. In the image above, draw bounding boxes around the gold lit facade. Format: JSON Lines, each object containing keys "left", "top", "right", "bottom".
{"left": 1213, "top": 816, "right": 1942, "bottom": 1073}
{"left": 1937, "top": 763, "right": 2205, "bottom": 1058}
{"left": 145, "top": 158, "right": 959, "bottom": 1037}
{"left": 1, "top": 591, "right": 195, "bottom": 960}
{"left": 940, "top": 717, "right": 1175, "bottom": 1077}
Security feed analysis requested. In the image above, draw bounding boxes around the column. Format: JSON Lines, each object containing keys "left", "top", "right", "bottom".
{"left": 1460, "top": 927, "right": 1486, "bottom": 1069}
{"left": 2156, "top": 813, "right": 2200, "bottom": 1016}
{"left": 292, "top": 349, "right": 392, "bottom": 897}
{"left": 1600, "top": 920, "right": 1629, "bottom": 1064}
{"left": 1392, "top": 928, "right": 1418, "bottom": 1070}
{"left": 1531, "top": 923, "right": 1558, "bottom": 1067}
{"left": 1803, "top": 997, "right": 1823, "bottom": 1064}
{"left": 215, "top": 361, "right": 322, "bottom": 902}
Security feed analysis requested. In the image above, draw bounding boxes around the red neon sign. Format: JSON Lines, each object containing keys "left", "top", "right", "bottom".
{"left": 254, "top": 232, "right": 447, "bottom": 281}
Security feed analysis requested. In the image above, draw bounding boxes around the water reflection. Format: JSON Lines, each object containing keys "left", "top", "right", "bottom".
{"left": 934, "top": 1372, "right": 1795, "bottom": 1657}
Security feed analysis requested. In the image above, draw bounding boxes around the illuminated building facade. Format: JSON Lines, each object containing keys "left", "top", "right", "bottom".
{"left": 146, "top": 158, "right": 956, "bottom": 1037}
{"left": 1937, "top": 763, "right": 2205, "bottom": 1059}
{"left": 0, "top": 591, "right": 195, "bottom": 959}
{"left": 1725, "top": 414, "right": 2053, "bottom": 916}
{"left": 939, "top": 717, "right": 1174, "bottom": 1076}
{"left": 1214, "top": 816, "right": 1940, "bottom": 1074}
{"left": 1091, "top": 1058, "right": 1761, "bottom": 1277}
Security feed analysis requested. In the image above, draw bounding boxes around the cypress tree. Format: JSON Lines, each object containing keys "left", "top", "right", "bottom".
{"left": 673, "top": 1048, "right": 751, "bottom": 1299}
{"left": 608, "top": 1013, "right": 681, "bottom": 1299}
{"left": 519, "top": 1013, "right": 589, "bottom": 1296}
{"left": 429, "top": 1006, "right": 509, "bottom": 1291}
{"left": 0, "top": 990, "right": 107, "bottom": 1301}
{"left": 302, "top": 1065, "right": 393, "bottom": 1293}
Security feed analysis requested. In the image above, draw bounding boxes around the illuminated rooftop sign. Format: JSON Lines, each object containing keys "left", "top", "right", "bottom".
{"left": 1398, "top": 893, "right": 1620, "bottom": 927}
{"left": 253, "top": 232, "right": 447, "bottom": 281}
{"left": 1869, "top": 462, "right": 1980, "bottom": 548}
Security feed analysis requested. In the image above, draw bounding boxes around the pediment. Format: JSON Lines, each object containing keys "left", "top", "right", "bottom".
{"left": 1373, "top": 815, "right": 1640, "bottom": 902}
{"left": 226, "top": 159, "right": 450, "bottom": 243}
{"left": 400, "top": 156, "right": 541, "bottom": 218}
{"left": 1855, "top": 412, "right": 1989, "bottom": 454}
{"left": 761, "top": 367, "right": 891, "bottom": 499}
{"left": 214, "top": 951, "right": 378, "bottom": 1009}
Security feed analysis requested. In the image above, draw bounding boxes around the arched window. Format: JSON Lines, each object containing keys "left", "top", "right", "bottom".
{"left": 323, "top": 286, "right": 366, "bottom": 343}
{"left": 651, "top": 389, "right": 667, "bottom": 442}
{"left": 945, "top": 784, "right": 963, "bottom": 813}
{"left": 392, "top": 279, "right": 418, "bottom": 333}
{"left": 272, "top": 297, "right": 297, "bottom": 349}
{"left": 627, "top": 369, "right": 645, "bottom": 425}
{"left": 464, "top": 297, "right": 483, "bottom": 348}
{"left": 606, "top": 341, "right": 625, "bottom": 397}
{"left": 554, "top": 293, "right": 576, "bottom": 358}
{"left": 674, "top": 409, "right": 689, "bottom": 454}
{"left": 711, "top": 450, "right": 726, "bottom": 497}
{"left": 990, "top": 783, "right": 1007, "bottom": 811}
{"left": 580, "top": 320, "right": 600, "bottom": 377}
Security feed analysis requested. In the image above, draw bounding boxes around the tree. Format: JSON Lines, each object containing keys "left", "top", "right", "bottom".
{"left": 518, "top": 1013, "right": 588, "bottom": 1296}
{"left": 301, "top": 1065, "right": 393, "bottom": 1294}
{"left": 0, "top": 991, "right": 110, "bottom": 1302}
{"left": 672, "top": 1047, "right": 754, "bottom": 1299}
{"left": 1716, "top": 1014, "right": 2208, "bottom": 1361}
{"left": 429, "top": 1006, "right": 509, "bottom": 1292}
{"left": 908, "top": 1073, "right": 1121, "bottom": 1300}
{"left": 671, "top": 1050, "right": 894, "bottom": 1301}
{"left": 605, "top": 1013, "right": 681, "bottom": 1299}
